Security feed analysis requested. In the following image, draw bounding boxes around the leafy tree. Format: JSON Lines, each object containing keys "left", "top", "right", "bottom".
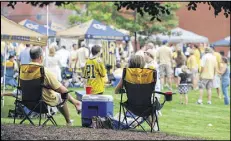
{"left": 114, "top": 1, "right": 230, "bottom": 20}
{"left": 60, "top": 2, "right": 142, "bottom": 33}
{"left": 6, "top": 1, "right": 230, "bottom": 19}
{"left": 5, "top": 1, "right": 230, "bottom": 35}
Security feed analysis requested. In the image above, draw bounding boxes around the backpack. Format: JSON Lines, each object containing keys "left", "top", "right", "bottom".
{"left": 91, "top": 116, "right": 114, "bottom": 129}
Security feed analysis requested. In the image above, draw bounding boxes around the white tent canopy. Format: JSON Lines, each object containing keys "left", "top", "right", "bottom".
{"left": 151, "top": 27, "right": 209, "bottom": 43}
{"left": 1, "top": 15, "right": 47, "bottom": 45}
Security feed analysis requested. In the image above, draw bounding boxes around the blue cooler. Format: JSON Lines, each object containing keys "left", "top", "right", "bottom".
{"left": 75, "top": 91, "right": 86, "bottom": 101}
{"left": 81, "top": 95, "right": 114, "bottom": 127}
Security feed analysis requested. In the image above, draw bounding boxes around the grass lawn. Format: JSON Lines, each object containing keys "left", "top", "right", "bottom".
{"left": 1, "top": 86, "right": 230, "bottom": 140}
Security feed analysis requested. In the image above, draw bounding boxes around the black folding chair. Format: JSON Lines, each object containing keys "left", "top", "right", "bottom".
{"left": 118, "top": 68, "right": 175, "bottom": 132}
{"left": 13, "top": 64, "right": 71, "bottom": 126}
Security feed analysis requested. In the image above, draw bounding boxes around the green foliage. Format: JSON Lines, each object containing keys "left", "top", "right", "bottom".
{"left": 61, "top": 2, "right": 180, "bottom": 36}
{"left": 6, "top": 1, "right": 230, "bottom": 18}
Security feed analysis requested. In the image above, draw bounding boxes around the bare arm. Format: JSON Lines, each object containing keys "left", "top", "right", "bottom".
{"left": 114, "top": 79, "right": 123, "bottom": 94}
{"left": 217, "top": 64, "right": 227, "bottom": 75}
{"left": 177, "top": 76, "right": 181, "bottom": 86}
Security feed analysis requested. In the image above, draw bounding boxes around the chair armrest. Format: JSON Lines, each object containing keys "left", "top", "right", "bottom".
{"left": 119, "top": 88, "right": 126, "bottom": 94}
{"left": 153, "top": 91, "right": 176, "bottom": 95}
{"left": 61, "top": 90, "right": 73, "bottom": 95}
{"left": 61, "top": 90, "right": 73, "bottom": 99}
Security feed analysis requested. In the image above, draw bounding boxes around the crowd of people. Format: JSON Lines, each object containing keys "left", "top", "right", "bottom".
{"left": 1, "top": 39, "right": 230, "bottom": 126}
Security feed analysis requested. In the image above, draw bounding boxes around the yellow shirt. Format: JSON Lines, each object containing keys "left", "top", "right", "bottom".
{"left": 187, "top": 55, "right": 198, "bottom": 70}
{"left": 69, "top": 50, "right": 78, "bottom": 69}
{"left": 193, "top": 49, "right": 201, "bottom": 71}
{"left": 157, "top": 46, "right": 172, "bottom": 66}
{"left": 83, "top": 57, "right": 107, "bottom": 94}
{"left": 29, "top": 62, "right": 62, "bottom": 106}
{"left": 200, "top": 53, "right": 217, "bottom": 79}
{"left": 213, "top": 52, "right": 222, "bottom": 70}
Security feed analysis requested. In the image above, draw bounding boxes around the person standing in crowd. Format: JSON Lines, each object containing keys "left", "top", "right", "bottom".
{"left": 144, "top": 49, "right": 162, "bottom": 115}
{"left": 211, "top": 46, "right": 222, "bottom": 99}
{"left": 191, "top": 44, "right": 201, "bottom": 72}
{"left": 69, "top": 44, "right": 79, "bottom": 83}
{"left": 45, "top": 46, "right": 62, "bottom": 82}
{"left": 178, "top": 65, "right": 190, "bottom": 105}
{"left": 186, "top": 50, "right": 198, "bottom": 90}
{"left": 156, "top": 40, "right": 173, "bottom": 90}
{"left": 218, "top": 57, "right": 230, "bottom": 105}
{"left": 18, "top": 44, "right": 31, "bottom": 65}
{"left": 227, "top": 50, "right": 230, "bottom": 61}
{"left": 197, "top": 47, "right": 217, "bottom": 105}
{"left": 146, "top": 42, "right": 157, "bottom": 61}
{"left": 56, "top": 45, "right": 70, "bottom": 79}
{"left": 174, "top": 49, "right": 186, "bottom": 88}
{"left": 135, "top": 43, "right": 147, "bottom": 58}
{"left": 76, "top": 42, "right": 89, "bottom": 79}
{"left": 83, "top": 45, "right": 107, "bottom": 95}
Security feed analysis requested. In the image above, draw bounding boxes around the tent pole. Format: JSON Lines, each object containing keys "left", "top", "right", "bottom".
{"left": 45, "top": 4, "right": 49, "bottom": 66}
{"left": 2, "top": 42, "right": 7, "bottom": 107}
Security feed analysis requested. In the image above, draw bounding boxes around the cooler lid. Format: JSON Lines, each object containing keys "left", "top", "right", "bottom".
{"left": 82, "top": 95, "right": 113, "bottom": 102}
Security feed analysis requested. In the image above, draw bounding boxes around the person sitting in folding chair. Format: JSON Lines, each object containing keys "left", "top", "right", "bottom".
{"left": 115, "top": 55, "right": 171, "bottom": 132}
{"left": 14, "top": 46, "right": 82, "bottom": 126}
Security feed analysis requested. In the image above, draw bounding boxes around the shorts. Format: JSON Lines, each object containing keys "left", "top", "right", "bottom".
{"left": 212, "top": 75, "right": 221, "bottom": 88}
{"left": 190, "top": 68, "right": 198, "bottom": 78}
{"left": 198, "top": 79, "right": 213, "bottom": 90}
{"left": 159, "top": 64, "right": 172, "bottom": 78}
{"left": 178, "top": 84, "right": 189, "bottom": 94}
{"left": 55, "top": 92, "right": 64, "bottom": 106}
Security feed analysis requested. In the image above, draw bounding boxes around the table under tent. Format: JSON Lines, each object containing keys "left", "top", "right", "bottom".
{"left": 56, "top": 19, "right": 130, "bottom": 70}
{"left": 1, "top": 15, "right": 48, "bottom": 107}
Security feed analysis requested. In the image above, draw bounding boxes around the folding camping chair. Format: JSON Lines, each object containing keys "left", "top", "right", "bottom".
{"left": 118, "top": 68, "right": 175, "bottom": 132}
{"left": 13, "top": 64, "right": 72, "bottom": 126}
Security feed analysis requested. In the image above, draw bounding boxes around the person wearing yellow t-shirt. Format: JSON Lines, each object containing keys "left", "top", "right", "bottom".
{"left": 192, "top": 45, "right": 201, "bottom": 72}
{"left": 28, "top": 46, "right": 82, "bottom": 126}
{"left": 83, "top": 45, "right": 107, "bottom": 94}
{"left": 197, "top": 48, "right": 217, "bottom": 105}
{"left": 212, "top": 47, "right": 222, "bottom": 99}
{"left": 186, "top": 50, "right": 198, "bottom": 90}
{"left": 69, "top": 44, "right": 79, "bottom": 83}
{"left": 144, "top": 49, "right": 162, "bottom": 116}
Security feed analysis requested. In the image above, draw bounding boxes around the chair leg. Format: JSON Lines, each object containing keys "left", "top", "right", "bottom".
{"left": 118, "top": 103, "right": 122, "bottom": 130}
{"left": 151, "top": 113, "right": 154, "bottom": 132}
{"left": 122, "top": 106, "right": 128, "bottom": 128}
{"left": 124, "top": 110, "right": 146, "bottom": 132}
{"left": 39, "top": 103, "right": 42, "bottom": 126}
{"left": 50, "top": 116, "right": 57, "bottom": 126}
{"left": 13, "top": 101, "right": 17, "bottom": 124}
{"left": 154, "top": 110, "right": 160, "bottom": 131}
{"left": 19, "top": 106, "right": 35, "bottom": 126}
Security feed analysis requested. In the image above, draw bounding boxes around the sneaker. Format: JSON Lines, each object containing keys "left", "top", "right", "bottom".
{"left": 166, "top": 85, "right": 172, "bottom": 91}
{"left": 197, "top": 99, "right": 203, "bottom": 104}
{"left": 207, "top": 101, "right": 212, "bottom": 104}
{"left": 158, "top": 111, "right": 162, "bottom": 116}
{"left": 66, "top": 119, "right": 74, "bottom": 126}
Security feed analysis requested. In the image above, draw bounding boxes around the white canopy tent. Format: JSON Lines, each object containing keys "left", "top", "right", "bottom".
{"left": 151, "top": 27, "right": 209, "bottom": 43}
{"left": 1, "top": 15, "right": 47, "bottom": 107}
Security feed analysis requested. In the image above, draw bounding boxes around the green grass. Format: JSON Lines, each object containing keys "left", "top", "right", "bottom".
{"left": 1, "top": 86, "right": 230, "bottom": 140}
